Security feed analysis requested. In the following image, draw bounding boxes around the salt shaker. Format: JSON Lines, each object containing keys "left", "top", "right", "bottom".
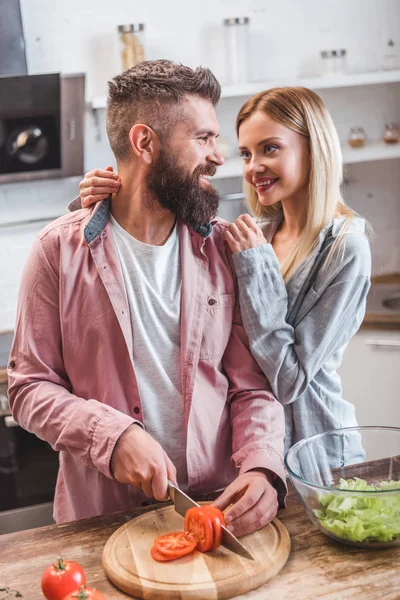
{"left": 118, "top": 24, "right": 145, "bottom": 71}
{"left": 223, "top": 17, "right": 250, "bottom": 85}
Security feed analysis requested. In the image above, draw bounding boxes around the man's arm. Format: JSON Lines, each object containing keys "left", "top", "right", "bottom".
{"left": 213, "top": 295, "right": 287, "bottom": 536}
{"left": 8, "top": 235, "right": 136, "bottom": 479}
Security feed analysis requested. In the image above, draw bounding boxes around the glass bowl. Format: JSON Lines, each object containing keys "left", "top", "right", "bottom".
{"left": 284, "top": 427, "right": 400, "bottom": 548}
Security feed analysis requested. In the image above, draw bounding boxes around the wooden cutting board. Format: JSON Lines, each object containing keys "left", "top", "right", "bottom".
{"left": 102, "top": 504, "right": 291, "bottom": 600}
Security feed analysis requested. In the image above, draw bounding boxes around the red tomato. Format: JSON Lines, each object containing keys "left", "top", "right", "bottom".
{"left": 184, "top": 507, "right": 215, "bottom": 552}
{"left": 41, "top": 557, "right": 86, "bottom": 600}
{"left": 202, "top": 506, "right": 226, "bottom": 550}
{"left": 151, "top": 531, "right": 198, "bottom": 562}
{"left": 63, "top": 586, "right": 107, "bottom": 600}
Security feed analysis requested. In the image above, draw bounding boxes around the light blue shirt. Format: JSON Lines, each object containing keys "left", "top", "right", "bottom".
{"left": 232, "top": 211, "right": 371, "bottom": 454}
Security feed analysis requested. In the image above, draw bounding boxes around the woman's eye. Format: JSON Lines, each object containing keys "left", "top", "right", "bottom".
{"left": 239, "top": 151, "right": 251, "bottom": 160}
{"left": 265, "top": 144, "right": 278, "bottom": 154}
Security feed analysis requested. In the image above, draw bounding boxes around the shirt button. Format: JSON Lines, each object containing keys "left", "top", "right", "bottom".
{"left": 134, "top": 406, "right": 140, "bottom": 414}
{"left": 208, "top": 298, "right": 217, "bottom": 306}
{"left": 9, "top": 360, "right": 16, "bottom": 368}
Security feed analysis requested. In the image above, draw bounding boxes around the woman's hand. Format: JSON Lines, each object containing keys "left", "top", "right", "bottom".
{"left": 79, "top": 165, "right": 121, "bottom": 208}
{"left": 225, "top": 214, "right": 267, "bottom": 254}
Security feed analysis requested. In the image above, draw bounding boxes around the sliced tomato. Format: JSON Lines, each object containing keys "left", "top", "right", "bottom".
{"left": 184, "top": 507, "right": 216, "bottom": 552}
{"left": 151, "top": 532, "right": 197, "bottom": 562}
{"left": 201, "top": 506, "right": 226, "bottom": 550}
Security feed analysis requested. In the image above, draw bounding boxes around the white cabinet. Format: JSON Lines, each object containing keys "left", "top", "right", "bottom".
{"left": 338, "top": 330, "right": 400, "bottom": 427}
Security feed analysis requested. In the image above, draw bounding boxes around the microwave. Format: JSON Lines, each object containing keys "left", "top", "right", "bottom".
{"left": 0, "top": 72, "right": 85, "bottom": 183}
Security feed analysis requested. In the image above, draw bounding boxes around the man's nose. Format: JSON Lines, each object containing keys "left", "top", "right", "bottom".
{"left": 207, "top": 145, "right": 224, "bottom": 167}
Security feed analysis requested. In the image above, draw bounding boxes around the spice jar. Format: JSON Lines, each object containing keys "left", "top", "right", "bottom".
{"left": 118, "top": 24, "right": 145, "bottom": 71}
{"left": 383, "top": 124, "right": 399, "bottom": 144}
{"left": 382, "top": 39, "right": 399, "bottom": 70}
{"left": 223, "top": 17, "right": 250, "bottom": 85}
{"left": 348, "top": 127, "right": 366, "bottom": 148}
{"left": 320, "top": 49, "right": 347, "bottom": 76}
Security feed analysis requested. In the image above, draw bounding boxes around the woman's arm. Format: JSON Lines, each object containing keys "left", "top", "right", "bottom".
{"left": 232, "top": 234, "right": 371, "bottom": 405}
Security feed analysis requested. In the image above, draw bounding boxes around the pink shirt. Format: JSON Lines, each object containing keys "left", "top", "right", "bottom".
{"left": 8, "top": 200, "right": 286, "bottom": 523}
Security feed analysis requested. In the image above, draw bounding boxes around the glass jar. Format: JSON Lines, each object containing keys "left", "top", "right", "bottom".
{"left": 320, "top": 49, "right": 347, "bottom": 76}
{"left": 382, "top": 39, "right": 399, "bottom": 71}
{"left": 348, "top": 127, "right": 366, "bottom": 148}
{"left": 223, "top": 17, "right": 250, "bottom": 85}
{"left": 118, "top": 24, "right": 145, "bottom": 71}
{"left": 383, "top": 124, "right": 399, "bottom": 144}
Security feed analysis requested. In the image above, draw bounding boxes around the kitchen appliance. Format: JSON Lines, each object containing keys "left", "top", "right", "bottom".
{"left": 102, "top": 502, "right": 290, "bottom": 599}
{"left": 0, "top": 0, "right": 27, "bottom": 76}
{"left": 0, "top": 72, "right": 85, "bottom": 184}
{"left": 0, "top": 351, "right": 58, "bottom": 532}
{"left": 167, "top": 479, "right": 254, "bottom": 560}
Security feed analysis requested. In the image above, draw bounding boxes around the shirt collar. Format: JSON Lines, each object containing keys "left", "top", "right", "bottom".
{"left": 84, "top": 196, "right": 214, "bottom": 244}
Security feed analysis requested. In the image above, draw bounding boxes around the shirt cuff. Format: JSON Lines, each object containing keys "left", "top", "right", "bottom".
{"left": 90, "top": 407, "right": 142, "bottom": 479}
{"left": 232, "top": 244, "right": 279, "bottom": 277}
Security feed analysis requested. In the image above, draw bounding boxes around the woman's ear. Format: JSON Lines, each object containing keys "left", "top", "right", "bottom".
{"left": 128, "top": 124, "right": 159, "bottom": 165}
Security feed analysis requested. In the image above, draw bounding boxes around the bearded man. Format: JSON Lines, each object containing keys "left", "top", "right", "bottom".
{"left": 8, "top": 60, "right": 286, "bottom": 537}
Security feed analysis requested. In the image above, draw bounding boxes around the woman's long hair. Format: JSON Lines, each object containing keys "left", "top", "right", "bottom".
{"left": 236, "top": 87, "right": 356, "bottom": 283}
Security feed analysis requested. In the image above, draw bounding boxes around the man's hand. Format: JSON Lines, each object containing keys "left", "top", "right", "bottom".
{"left": 225, "top": 214, "right": 267, "bottom": 254}
{"left": 110, "top": 424, "right": 177, "bottom": 501}
{"left": 212, "top": 470, "right": 278, "bottom": 537}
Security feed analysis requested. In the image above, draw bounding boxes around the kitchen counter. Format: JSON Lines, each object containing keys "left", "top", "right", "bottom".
{"left": 1, "top": 482, "right": 399, "bottom": 600}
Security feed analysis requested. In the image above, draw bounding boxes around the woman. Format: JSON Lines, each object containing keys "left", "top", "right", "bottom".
{"left": 78, "top": 87, "right": 371, "bottom": 452}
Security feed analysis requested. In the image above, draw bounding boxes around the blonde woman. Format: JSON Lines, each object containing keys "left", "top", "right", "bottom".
{"left": 77, "top": 87, "right": 371, "bottom": 452}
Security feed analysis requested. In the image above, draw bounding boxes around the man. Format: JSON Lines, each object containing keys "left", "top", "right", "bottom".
{"left": 8, "top": 60, "right": 286, "bottom": 537}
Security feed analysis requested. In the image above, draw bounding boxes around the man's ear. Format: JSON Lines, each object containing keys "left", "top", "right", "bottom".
{"left": 128, "top": 124, "right": 159, "bottom": 165}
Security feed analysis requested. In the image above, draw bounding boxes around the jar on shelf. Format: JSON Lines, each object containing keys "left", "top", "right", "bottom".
{"left": 382, "top": 39, "right": 399, "bottom": 71}
{"left": 382, "top": 123, "right": 399, "bottom": 144}
{"left": 348, "top": 127, "right": 366, "bottom": 148}
{"left": 320, "top": 49, "right": 347, "bottom": 76}
{"left": 118, "top": 24, "right": 145, "bottom": 71}
{"left": 223, "top": 17, "right": 250, "bottom": 85}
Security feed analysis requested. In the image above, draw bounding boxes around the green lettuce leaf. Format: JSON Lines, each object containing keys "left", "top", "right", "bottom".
{"left": 313, "top": 477, "right": 400, "bottom": 543}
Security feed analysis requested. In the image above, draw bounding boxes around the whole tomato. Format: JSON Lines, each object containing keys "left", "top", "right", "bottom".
{"left": 63, "top": 586, "right": 107, "bottom": 600}
{"left": 41, "top": 557, "right": 86, "bottom": 600}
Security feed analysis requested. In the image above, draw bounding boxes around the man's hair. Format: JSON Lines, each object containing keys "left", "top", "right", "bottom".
{"left": 106, "top": 59, "right": 221, "bottom": 160}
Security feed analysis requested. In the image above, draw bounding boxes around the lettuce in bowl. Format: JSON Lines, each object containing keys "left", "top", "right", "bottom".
{"left": 314, "top": 477, "right": 400, "bottom": 543}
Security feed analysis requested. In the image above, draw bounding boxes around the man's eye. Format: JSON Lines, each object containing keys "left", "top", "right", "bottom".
{"left": 199, "top": 136, "right": 209, "bottom": 143}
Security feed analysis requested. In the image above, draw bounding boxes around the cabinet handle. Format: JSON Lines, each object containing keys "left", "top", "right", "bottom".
{"left": 4, "top": 416, "right": 19, "bottom": 428}
{"left": 365, "top": 339, "right": 400, "bottom": 349}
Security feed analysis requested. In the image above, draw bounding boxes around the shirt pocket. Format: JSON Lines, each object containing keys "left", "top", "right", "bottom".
{"left": 199, "top": 293, "right": 236, "bottom": 360}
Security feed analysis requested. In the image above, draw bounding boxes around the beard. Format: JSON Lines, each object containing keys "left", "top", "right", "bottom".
{"left": 146, "top": 147, "right": 220, "bottom": 229}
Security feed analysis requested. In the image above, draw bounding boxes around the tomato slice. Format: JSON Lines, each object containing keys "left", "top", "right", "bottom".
{"left": 184, "top": 507, "right": 215, "bottom": 552}
{"left": 151, "top": 532, "right": 197, "bottom": 562}
{"left": 201, "top": 506, "right": 226, "bottom": 550}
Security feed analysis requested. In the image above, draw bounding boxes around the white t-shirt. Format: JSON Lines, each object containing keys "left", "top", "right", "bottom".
{"left": 110, "top": 215, "right": 188, "bottom": 488}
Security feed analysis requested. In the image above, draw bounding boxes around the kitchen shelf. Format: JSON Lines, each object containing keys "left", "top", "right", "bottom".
{"left": 214, "top": 142, "right": 400, "bottom": 180}
{"left": 220, "top": 70, "right": 400, "bottom": 98}
{"left": 88, "top": 70, "right": 400, "bottom": 108}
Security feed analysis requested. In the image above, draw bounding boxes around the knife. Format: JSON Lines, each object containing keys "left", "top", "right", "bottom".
{"left": 167, "top": 480, "right": 255, "bottom": 561}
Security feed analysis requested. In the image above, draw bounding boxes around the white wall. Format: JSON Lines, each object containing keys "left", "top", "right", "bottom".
{"left": 0, "top": 0, "right": 400, "bottom": 331}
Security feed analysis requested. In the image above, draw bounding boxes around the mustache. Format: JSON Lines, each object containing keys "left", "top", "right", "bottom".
{"left": 193, "top": 164, "right": 218, "bottom": 178}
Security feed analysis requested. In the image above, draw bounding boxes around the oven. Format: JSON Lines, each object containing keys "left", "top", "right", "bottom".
{"left": 0, "top": 72, "right": 85, "bottom": 184}
{"left": 0, "top": 357, "right": 59, "bottom": 533}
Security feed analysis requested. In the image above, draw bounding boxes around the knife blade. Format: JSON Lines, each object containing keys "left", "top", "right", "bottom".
{"left": 167, "top": 480, "right": 255, "bottom": 561}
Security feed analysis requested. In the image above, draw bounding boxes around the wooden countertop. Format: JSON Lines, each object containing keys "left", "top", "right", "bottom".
{"left": 1, "top": 482, "right": 399, "bottom": 600}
